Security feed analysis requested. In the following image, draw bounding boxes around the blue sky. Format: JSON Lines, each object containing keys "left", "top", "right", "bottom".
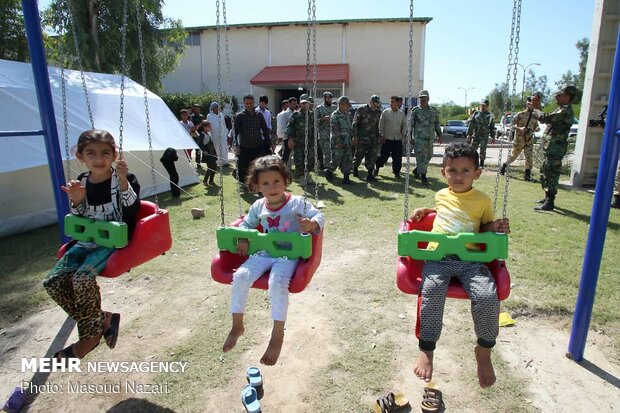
{"left": 39, "top": 0, "right": 596, "bottom": 105}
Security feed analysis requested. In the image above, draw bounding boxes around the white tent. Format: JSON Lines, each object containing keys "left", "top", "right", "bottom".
{"left": 0, "top": 59, "right": 199, "bottom": 237}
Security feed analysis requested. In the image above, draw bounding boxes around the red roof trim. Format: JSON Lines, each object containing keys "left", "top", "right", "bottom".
{"left": 250, "top": 64, "right": 349, "bottom": 85}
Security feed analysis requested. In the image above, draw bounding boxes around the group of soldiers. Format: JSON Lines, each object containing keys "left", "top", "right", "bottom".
{"left": 285, "top": 91, "right": 436, "bottom": 186}
{"left": 282, "top": 84, "right": 581, "bottom": 212}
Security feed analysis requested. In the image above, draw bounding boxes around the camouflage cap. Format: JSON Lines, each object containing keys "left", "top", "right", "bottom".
{"left": 418, "top": 90, "right": 430, "bottom": 98}
{"left": 555, "top": 84, "right": 578, "bottom": 97}
{"left": 481, "top": 99, "right": 490, "bottom": 105}
{"left": 370, "top": 95, "right": 381, "bottom": 104}
{"left": 338, "top": 96, "right": 350, "bottom": 105}
{"left": 323, "top": 91, "right": 333, "bottom": 98}
{"left": 299, "top": 94, "right": 310, "bottom": 103}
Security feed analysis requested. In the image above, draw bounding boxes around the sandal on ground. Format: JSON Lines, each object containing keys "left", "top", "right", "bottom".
{"left": 241, "top": 384, "right": 261, "bottom": 413}
{"left": 421, "top": 387, "right": 445, "bottom": 413}
{"left": 372, "top": 392, "right": 410, "bottom": 413}
{"left": 246, "top": 366, "right": 264, "bottom": 400}
{"left": 3, "top": 387, "right": 27, "bottom": 413}
{"left": 103, "top": 312, "right": 121, "bottom": 349}
{"left": 53, "top": 344, "right": 77, "bottom": 363}
{"left": 54, "top": 340, "right": 100, "bottom": 365}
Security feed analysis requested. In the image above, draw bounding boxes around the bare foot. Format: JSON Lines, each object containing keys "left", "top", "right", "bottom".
{"left": 222, "top": 325, "right": 244, "bottom": 352}
{"left": 413, "top": 350, "right": 434, "bottom": 382}
{"left": 260, "top": 323, "right": 285, "bottom": 366}
{"left": 475, "top": 345, "right": 496, "bottom": 388}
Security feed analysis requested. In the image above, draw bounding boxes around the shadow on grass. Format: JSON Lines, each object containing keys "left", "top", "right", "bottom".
{"left": 554, "top": 206, "right": 620, "bottom": 231}
{"left": 0, "top": 225, "right": 59, "bottom": 329}
{"left": 577, "top": 358, "right": 620, "bottom": 389}
{"left": 107, "top": 398, "right": 176, "bottom": 412}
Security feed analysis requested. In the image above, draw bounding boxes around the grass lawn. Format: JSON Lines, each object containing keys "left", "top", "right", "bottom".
{"left": 0, "top": 162, "right": 618, "bottom": 412}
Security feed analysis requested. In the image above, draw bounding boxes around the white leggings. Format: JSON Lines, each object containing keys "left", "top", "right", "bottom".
{"left": 231, "top": 253, "right": 299, "bottom": 322}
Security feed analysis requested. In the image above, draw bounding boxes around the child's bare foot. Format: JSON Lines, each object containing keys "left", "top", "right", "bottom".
{"left": 222, "top": 325, "right": 244, "bottom": 352}
{"left": 260, "top": 322, "right": 285, "bottom": 366}
{"left": 475, "top": 345, "right": 496, "bottom": 388}
{"left": 413, "top": 350, "right": 434, "bottom": 382}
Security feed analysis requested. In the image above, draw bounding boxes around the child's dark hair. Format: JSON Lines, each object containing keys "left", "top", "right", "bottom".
{"left": 76, "top": 129, "right": 116, "bottom": 154}
{"left": 443, "top": 143, "right": 480, "bottom": 169}
{"left": 245, "top": 155, "right": 292, "bottom": 191}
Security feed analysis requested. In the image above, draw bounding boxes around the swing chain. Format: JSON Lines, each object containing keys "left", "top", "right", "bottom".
{"left": 135, "top": 0, "right": 158, "bottom": 208}
{"left": 61, "top": 66, "right": 71, "bottom": 181}
{"left": 221, "top": 1, "right": 242, "bottom": 218}
{"left": 65, "top": 0, "right": 94, "bottom": 129}
{"left": 494, "top": 0, "right": 520, "bottom": 216}
{"left": 301, "top": 0, "right": 313, "bottom": 207}
{"left": 216, "top": 0, "right": 222, "bottom": 93}
{"left": 55, "top": 5, "right": 71, "bottom": 181}
{"left": 118, "top": 0, "right": 130, "bottom": 156}
{"left": 216, "top": 0, "right": 227, "bottom": 226}
{"left": 403, "top": 0, "right": 415, "bottom": 223}
{"left": 503, "top": 0, "right": 522, "bottom": 220}
{"left": 311, "top": 0, "right": 320, "bottom": 205}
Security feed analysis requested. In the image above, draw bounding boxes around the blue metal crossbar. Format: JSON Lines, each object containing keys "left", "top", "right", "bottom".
{"left": 0, "top": 130, "right": 45, "bottom": 137}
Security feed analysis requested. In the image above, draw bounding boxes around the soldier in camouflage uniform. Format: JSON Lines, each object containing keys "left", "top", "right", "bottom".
{"left": 325, "top": 96, "right": 354, "bottom": 185}
{"left": 466, "top": 99, "right": 496, "bottom": 168}
{"left": 316, "top": 91, "right": 337, "bottom": 172}
{"left": 352, "top": 95, "right": 383, "bottom": 181}
{"left": 410, "top": 90, "right": 442, "bottom": 186}
{"left": 500, "top": 98, "right": 540, "bottom": 181}
{"left": 286, "top": 94, "right": 316, "bottom": 185}
{"left": 531, "top": 85, "right": 577, "bottom": 211}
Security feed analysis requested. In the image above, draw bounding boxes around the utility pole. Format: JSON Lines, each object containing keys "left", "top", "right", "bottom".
{"left": 457, "top": 86, "right": 475, "bottom": 115}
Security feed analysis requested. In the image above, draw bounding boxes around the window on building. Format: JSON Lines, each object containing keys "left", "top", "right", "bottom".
{"left": 184, "top": 32, "right": 201, "bottom": 46}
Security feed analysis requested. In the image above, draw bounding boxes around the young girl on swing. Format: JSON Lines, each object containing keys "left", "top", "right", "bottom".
{"left": 44, "top": 129, "right": 140, "bottom": 361}
{"left": 222, "top": 155, "right": 324, "bottom": 365}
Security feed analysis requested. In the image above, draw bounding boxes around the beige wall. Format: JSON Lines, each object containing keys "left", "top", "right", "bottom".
{"left": 163, "top": 21, "right": 427, "bottom": 108}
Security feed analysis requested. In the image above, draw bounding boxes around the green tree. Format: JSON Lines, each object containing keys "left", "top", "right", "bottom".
{"left": 0, "top": 0, "right": 29, "bottom": 62}
{"left": 43, "top": 0, "right": 187, "bottom": 93}
{"left": 576, "top": 38, "right": 589, "bottom": 91}
{"left": 524, "top": 69, "right": 551, "bottom": 106}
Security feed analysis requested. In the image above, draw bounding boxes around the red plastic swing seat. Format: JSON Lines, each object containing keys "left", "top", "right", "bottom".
{"left": 56, "top": 201, "right": 172, "bottom": 278}
{"left": 396, "top": 212, "right": 511, "bottom": 337}
{"left": 211, "top": 218, "right": 323, "bottom": 293}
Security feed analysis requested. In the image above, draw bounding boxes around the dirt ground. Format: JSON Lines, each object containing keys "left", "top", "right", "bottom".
{"left": 1, "top": 221, "right": 619, "bottom": 413}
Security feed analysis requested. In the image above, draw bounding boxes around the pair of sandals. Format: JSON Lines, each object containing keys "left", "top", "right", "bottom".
{"left": 421, "top": 387, "right": 445, "bottom": 413}
{"left": 373, "top": 392, "right": 410, "bottom": 413}
{"left": 53, "top": 312, "right": 120, "bottom": 363}
{"left": 241, "top": 366, "right": 263, "bottom": 413}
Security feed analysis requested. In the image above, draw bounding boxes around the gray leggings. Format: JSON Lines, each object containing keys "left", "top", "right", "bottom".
{"left": 419, "top": 256, "right": 499, "bottom": 351}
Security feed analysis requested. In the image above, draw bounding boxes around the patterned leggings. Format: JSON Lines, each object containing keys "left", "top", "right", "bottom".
{"left": 419, "top": 256, "right": 499, "bottom": 351}
{"left": 231, "top": 253, "right": 299, "bottom": 322}
{"left": 43, "top": 245, "right": 114, "bottom": 340}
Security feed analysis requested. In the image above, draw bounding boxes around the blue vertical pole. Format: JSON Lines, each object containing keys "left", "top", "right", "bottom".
{"left": 22, "top": 0, "right": 70, "bottom": 243}
{"left": 567, "top": 29, "right": 620, "bottom": 362}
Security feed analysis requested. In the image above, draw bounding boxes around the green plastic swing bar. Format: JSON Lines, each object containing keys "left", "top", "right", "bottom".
{"left": 64, "top": 214, "right": 129, "bottom": 249}
{"left": 216, "top": 227, "right": 313, "bottom": 259}
{"left": 398, "top": 230, "right": 508, "bottom": 263}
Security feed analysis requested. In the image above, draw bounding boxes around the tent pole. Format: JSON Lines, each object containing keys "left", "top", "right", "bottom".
{"left": 567, "top": 28, "right": 620, "bottom": 362}
{"left": 22, "top": 0, "right": 70, "bottom": 243}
